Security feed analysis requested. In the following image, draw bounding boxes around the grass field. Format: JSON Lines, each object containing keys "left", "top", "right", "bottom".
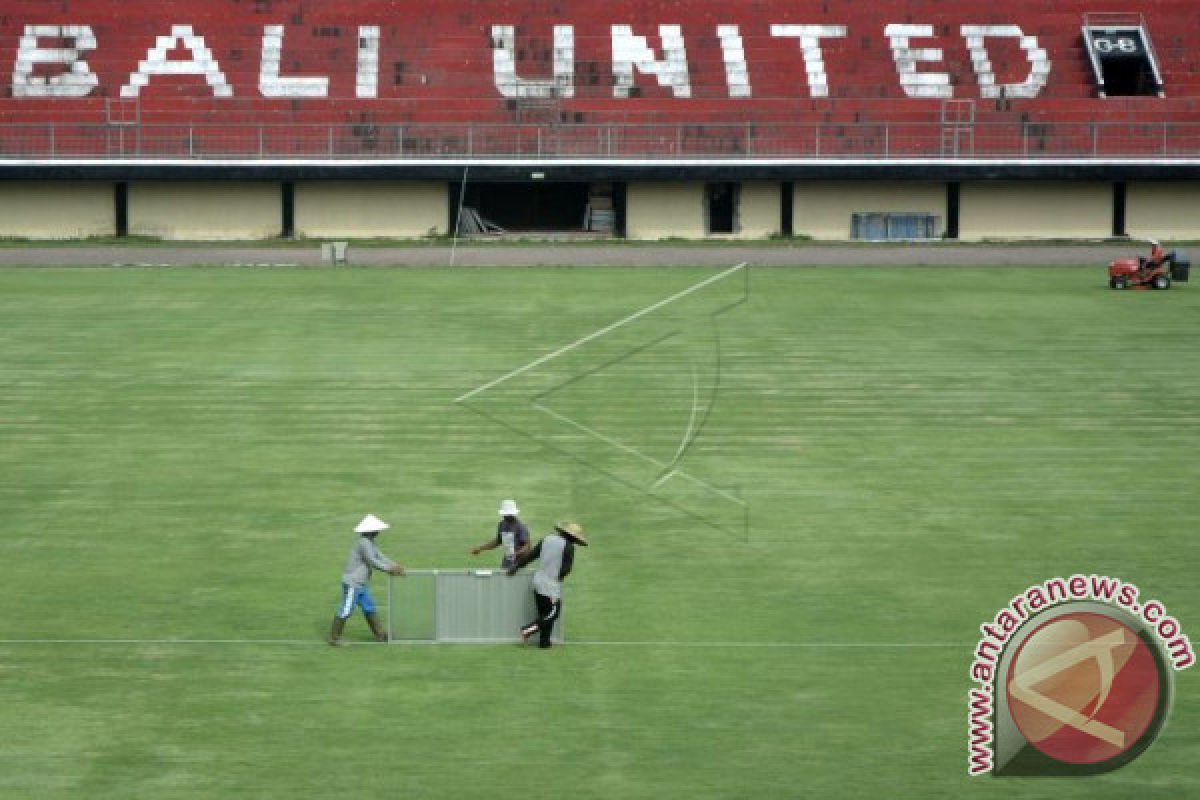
{"left": 1, "top": 264, "right": 1197, "bottom": 798}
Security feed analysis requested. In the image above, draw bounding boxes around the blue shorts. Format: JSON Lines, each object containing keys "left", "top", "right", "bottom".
{"left": 336, "top": 583, "right": 377, "bottom": 619}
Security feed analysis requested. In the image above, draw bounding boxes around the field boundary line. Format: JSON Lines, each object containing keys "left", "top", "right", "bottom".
{"left": 0, "top": 637, "right": 964, "bottom": 648}
{"left": 454, "top": 262, "right": 747, "bottom": 403}
{"left": 572, "top": 641, "right": 964, "bottom": 647}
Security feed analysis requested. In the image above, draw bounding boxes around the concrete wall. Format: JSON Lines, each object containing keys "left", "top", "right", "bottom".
{"left": 625, "top": 183, "right": 705, "bottom": 239}
{"left": 1125, "top": 183, "right": 1200, "bottom": 240}
{"left": 792, "top": 181, "right": 946, "bottom": 239}
{"left": 129, "top": 182, "right": 280, "bottom": 239}
{"left": 13, "top": 178, "right": 1189, "bottom": 242}
{"left": 959, "top": 182, "right": 1111, "bottom": 240}
{"left": 626, "top": 182, "right": 781, "bottom": 239}
{"left": 295, "top": 182, "right": 448, "bottom": 238}
{"left": 735, "top": 182, "right": 781, "bottom": 238}
{"left": 0, "top": 182, "right": 113, "bottom": 238}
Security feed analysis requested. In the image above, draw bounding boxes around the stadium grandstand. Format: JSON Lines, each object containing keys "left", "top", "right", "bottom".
{"left": 0, "top": 1, "right": 1198, "bottom": 240}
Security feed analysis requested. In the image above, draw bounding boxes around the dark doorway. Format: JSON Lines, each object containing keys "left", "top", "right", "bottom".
{"left": 781, "top": 181, "right": 794, "bottom": 237}
{"left": 1101, "top": 55, "right": 1159, "bottom": 96}
{"left": 946, "top": 182, "right": 961, "bottom": 240}
{"left": 612, "top": 183, "right": 627, "bottom": 238}
{"left": 706, "top": 182, "right": 738, "bottom": 234}
{"left": 455, "top": 182, "right": 590, "bottom": 232}
{"left": 281, "top": 182, "right": 295, "bottom": 239}
{"left": 114, "top": 182, "right": 128, "bottom": 237}
{"left": 1113, "top": 181, "right": 1127, "bottom": 237}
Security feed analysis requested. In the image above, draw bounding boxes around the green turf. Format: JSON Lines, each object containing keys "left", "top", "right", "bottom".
{"left": 0, "top": 265, "right": 1197, "bottom": 798}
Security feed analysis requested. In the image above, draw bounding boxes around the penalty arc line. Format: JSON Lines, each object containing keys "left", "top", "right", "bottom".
{"left": 653, "top": 365, "right": 701, "bottom": 489}
{"left": 454, "top": 262, "right": 748, "bottom": 403}
{"left": 532, "top": 401, "right": 746, "bottom": 506}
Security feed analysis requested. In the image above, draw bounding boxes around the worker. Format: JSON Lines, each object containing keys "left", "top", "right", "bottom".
{"left": 1141, "top": 239, "right": 1166, "bottom": 276}
{"left": 1150, "top": 240, "right": 1166, "bottom": 265}
{"left": 329, "top": 514, "right": 406, "bottom": 646}
{"left": 507, "top": 521, "right": 588, "bottom": 649}
{"left": 469, "top": 498, "right": 531, "bottom": 570}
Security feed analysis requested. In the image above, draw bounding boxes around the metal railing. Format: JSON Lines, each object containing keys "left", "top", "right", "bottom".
{"left": 2, "top": 121, "right": 1200, "bottom": 160}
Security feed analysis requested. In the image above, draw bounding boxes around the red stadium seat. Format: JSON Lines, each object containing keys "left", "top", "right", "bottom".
{"left": 1, "top": 0, "right": 1198, "bottom": 158}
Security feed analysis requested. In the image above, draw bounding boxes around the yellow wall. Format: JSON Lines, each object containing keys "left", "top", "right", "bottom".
{"left": 129, "top": 183, "right": 280, "bottom": 240}
{"left": 626, "top": 183, "right": 705, "bottom": 239}
{"left": 4, "top": 178, "right": 1158, "bottom": 243}
{"left": 0, "top": 182, "right": 112, "bottom": 238}
{"left": 1126, "top": 183, "right": 1200, "bottom": 240}
{"left": 960, "top": 182, "right": 1111, "bottom": 240}
{"left": 792, "top": 182, "right": 946, "bottom": 239}
{"left": 295, "top": 182, "right": 448, "bottom": 238}
{"left": 627, "top": 182, "right": 779, "bottom": 239}
{"left": 735, "top": 182, "right": 781, "bottom": 238}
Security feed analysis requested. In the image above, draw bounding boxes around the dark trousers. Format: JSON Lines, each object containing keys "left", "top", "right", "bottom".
{"left": 521, "top": 592, "right": 560, "bottom": 648}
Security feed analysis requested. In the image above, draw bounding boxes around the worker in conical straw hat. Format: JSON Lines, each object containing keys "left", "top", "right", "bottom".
{"left": 506, "top": 521, "right": 588, "bottom": 649}
{"left": 469, "top": 498, "right": 531, "bottom": 570}
{"left": 329, "top": 514, "right": 406, "bottom": 646}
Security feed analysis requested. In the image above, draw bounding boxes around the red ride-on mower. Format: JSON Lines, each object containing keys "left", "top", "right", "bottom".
{"left": 1109, "top": 239, "right": 1191, "bottom": 290}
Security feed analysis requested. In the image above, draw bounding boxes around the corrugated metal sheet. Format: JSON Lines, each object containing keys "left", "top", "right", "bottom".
{"left": 389, "top": 569, "right": 564, "bottom": 644}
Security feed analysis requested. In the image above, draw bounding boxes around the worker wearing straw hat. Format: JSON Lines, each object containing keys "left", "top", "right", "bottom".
{"left": 506, "top": 521, "right": 588, "bottom": 649}
{"left": 328, "top": 514, "right": 406, "bottom": 646}
{"left": 469, "top": 498, "right": 531, "bottom": 570}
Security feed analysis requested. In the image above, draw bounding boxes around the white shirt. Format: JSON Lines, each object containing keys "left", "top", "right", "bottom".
{"left": 531, "top": 533, "right": 569, "bottom": 600}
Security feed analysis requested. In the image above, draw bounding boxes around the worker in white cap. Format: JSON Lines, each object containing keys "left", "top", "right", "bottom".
{"left": 507, "top": 521, "right": 588, "bottom": 649}
{"left": 328, "top": 514, "right": 406, "bottom": 646}
{"left": 469, "top": 498, "right": 531, "bottom": 570}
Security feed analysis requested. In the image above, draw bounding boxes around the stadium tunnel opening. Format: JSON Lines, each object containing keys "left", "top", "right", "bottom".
{"left": 1088, "top": 28, "right": 1162, "bottom": 97}
{"left": 1101, "top": 59, "right": 1158, "bottom": 97}
{"left": 452, "top": 181, "right": 621, "bottom": 235}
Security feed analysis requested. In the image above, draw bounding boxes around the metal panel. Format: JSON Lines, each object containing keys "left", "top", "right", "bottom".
{"left": 391, "top": 569, "right": 563, "bottom": 644}
{"left": 388, "top": 570, "right": 436, "bottom": 641}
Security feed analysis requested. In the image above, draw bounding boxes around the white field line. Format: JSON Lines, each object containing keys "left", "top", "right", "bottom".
{"left": 650, "top": 469, "right": 678, "bottom": 490}
{"left": 454, "top": 262, "right": 747, "bottom": 403}
{"left": 0, "top": 638, "right": 965, "bottom": 648}
{"left": 570, "top": 641, "right": 964, "bottom": 648}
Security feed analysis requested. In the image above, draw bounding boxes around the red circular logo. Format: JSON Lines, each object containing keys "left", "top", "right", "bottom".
{"left": 1005, "top": 611, "right": 1160, "bottom": 764}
